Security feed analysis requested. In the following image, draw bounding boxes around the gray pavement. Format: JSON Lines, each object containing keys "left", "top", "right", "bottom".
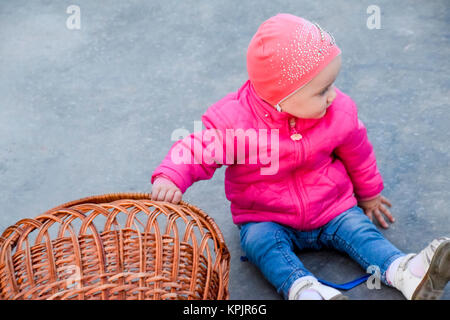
{"left": 0, "top": 0, "right": 449, "bottom": 299}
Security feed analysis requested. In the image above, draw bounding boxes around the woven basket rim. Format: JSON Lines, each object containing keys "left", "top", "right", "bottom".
{"left": 1, "top": 192, "right": 229, "bottom": 256}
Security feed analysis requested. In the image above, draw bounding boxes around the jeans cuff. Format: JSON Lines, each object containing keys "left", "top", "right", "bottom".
{"left": 279, "top": 269, "right": 314, "bottom": 300}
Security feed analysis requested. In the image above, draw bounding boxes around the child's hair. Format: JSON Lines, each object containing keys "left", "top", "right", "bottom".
{"left": 247, "top": 13, "right": 341, "bottom": 109}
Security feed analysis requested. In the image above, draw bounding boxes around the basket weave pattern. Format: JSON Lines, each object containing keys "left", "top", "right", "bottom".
{"left": 0, "top": 193, "right": 230, "bottom": 300}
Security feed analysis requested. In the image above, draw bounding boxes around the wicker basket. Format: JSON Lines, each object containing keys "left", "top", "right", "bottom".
{"left": 0, "top": 193, "right": 230, "bottom": 300}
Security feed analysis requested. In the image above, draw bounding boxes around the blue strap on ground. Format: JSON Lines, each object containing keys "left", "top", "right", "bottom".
{"left": 316, "top": 274, "right": 370, "bottom": 290}
{"left": 240, "top": 255, "right": 370, "bottom": 291}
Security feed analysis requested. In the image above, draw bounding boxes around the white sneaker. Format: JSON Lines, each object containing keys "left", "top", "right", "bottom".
{"left": 392, "top": 237, "right": 450, "bottom": 300}
{"left": 288, "top": 276, "right": 348, "bottom": 300}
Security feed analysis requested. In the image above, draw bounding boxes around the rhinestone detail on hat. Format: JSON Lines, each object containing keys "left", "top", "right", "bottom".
{"left": 314, "top": 22, "right": 336, "bottom": 46}
{"left": 271, "top": 21, "right": 337, "bottom": 88}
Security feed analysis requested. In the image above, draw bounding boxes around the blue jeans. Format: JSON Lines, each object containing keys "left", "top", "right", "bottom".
{"left": 239, "top": 205, "right": 406, "bottom": 299}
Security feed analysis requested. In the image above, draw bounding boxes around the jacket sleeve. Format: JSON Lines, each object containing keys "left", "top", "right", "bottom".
{"left": 151, "top": 108, "right": 230, "bottom": 194}
{"left": 334, "top": 99, "right": 384, "bottom": 202}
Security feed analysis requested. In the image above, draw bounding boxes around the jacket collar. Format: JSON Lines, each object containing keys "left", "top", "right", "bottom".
{"left": 240, "top": 80, "right": 291, "bottom": 126}
{"left": 239, "top": 79, "right": 321, "bottom": 131}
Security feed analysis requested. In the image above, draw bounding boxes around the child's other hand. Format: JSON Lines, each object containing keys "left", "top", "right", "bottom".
{"left": 151, "top": 176, "right": 183, "bottom": 204}
{"left": 357, "top": 194, "right": 395, "bottom": 229}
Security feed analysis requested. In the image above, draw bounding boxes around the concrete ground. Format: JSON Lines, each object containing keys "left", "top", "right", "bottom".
{"left": 0, "top": 0, "right": 449, "bottom": 300}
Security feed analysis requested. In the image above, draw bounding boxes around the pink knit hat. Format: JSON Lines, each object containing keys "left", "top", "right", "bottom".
{"left": 247, "top": 13, "right": 341, "bottom": 109}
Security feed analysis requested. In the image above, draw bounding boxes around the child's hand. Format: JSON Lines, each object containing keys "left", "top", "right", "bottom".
{"left": 357, "top": 194, "right": 395, "bottom": 229}
{"left": 151, "top": 176, "right": 183, "bottom": 204}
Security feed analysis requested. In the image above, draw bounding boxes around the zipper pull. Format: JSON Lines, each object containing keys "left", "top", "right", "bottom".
{"left": 289, "top": 118, "right": 302, "bottom": 141}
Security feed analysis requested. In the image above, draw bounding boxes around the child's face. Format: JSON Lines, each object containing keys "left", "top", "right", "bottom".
{"left": 277, "top": 55, "right": 342, "bottom": 119}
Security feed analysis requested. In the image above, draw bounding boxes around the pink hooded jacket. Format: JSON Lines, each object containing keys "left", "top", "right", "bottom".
{"left": 151, "top": 80, "right": 384, "bottom": 230}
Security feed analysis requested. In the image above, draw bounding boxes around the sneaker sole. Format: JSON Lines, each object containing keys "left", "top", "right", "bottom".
{"left": 412, "top": 239, "right": 450, "bottom": 300}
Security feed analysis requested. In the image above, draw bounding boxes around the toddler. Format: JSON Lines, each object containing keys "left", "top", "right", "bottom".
{"left": 150, "top": 13, "right": 449, "bottom": 300}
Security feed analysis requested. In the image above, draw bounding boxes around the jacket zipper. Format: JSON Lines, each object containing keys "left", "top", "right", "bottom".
{"left": 289, "top": 118, "right": 307, "bottom": 229}
{"left": 296, "top": 140, "right": 308, "bottom": 228}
